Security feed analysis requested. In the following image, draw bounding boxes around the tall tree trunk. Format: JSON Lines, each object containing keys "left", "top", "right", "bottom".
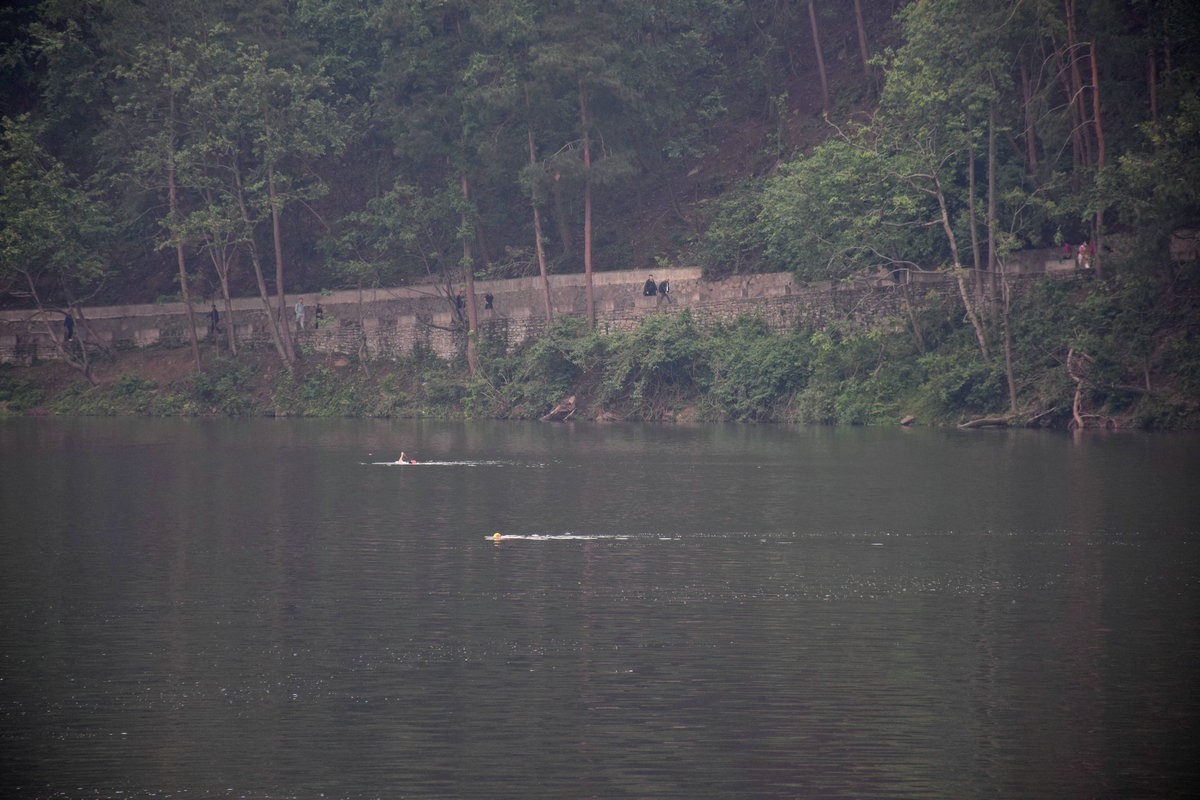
{"left": 217, "top": 250, "right": 238, "bottom": 355}
{"left": 234, "top": 168, "right": 290, "bottom": 368}
{"left": 1090, "top": 41, "right": 1105, "bottom": 169}
{"left": 987, "top": 107, "right": 999, "bottom": 301}
{"left": 852, "top": 0, "right": 872, "bottom": 88}
{"left": 1064, "top": 0, "right": 1092, "bottom": 166}
{"left": 1148, "top": 47, "right": 1158, "bottom": 124}
{"left": 901, "top": 281, "right": 926, "bottom": 355}
{"left": 220, "top": 285, "right": 237, "bottom": 356}
{"left": 526, "top": 89, "right": 554, "bottom": 324}
{"left": 354, "top": 282, "right": 371, "bottom": 377}
{"left": 933, "top": 173, "right": 991, "bottom": 361}
{"left": 1053, "top": 44, "right": 1085, "bottom": 177}
{"left": 1020, "top": 60, "right": 1040, "bottom": 176}
{"left": 579, "top": 80, "right": 596, "bottom": 327}
{"left": 198, "top": 188, "right": 239, "bottom": 355}
{"left": 70, "top": 301, "right": 114, "bottom": 360}
{"left": 967, "top": 140, "right": 983, "bottom": 304}
{"left": 807, "top": 0, "right": 830, "bottom": 116}
{"left": 531, "top": 181, "right": 554, "bottom": 324}
{"left": 267, "top": 162, "right": 296, "bottom": 365}
{"left": 67, "top": 301, "right": 100, "bottom": 377}
{"left": 167, "top": 88, "right": 201, "bottom": 371}
{"left": 169, "top": 205, "right": 201, "bottom": 369}
{"left": 460, "top": 175, "right": 479, "bottom": 376}
{"left": 999, "top": 259, "right": 1018, "bottom": 414}
{"left": 473, "top": 222, "right": 492, "bottom": 272}
{"left": 551, "top": 176, "right": 572, "bottom": 258}
{"left": 1090, "top": 42, "right": 1106, "bottom": 278}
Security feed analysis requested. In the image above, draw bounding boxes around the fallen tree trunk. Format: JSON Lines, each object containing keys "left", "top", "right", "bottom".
{"left": 541, "top": 395, "right": 576, "bottom": 422}
{"left": 958, "top": 417, "right": 1010, "bottom": 429}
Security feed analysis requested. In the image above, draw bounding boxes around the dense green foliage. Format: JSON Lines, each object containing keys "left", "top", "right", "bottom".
{"left": 3, "top": 0, "right": 1199, "bottom": 426}
{"left": 701, "top": 0, "right": 1200, "bottom": 287}
{"left": 0, "top": 366, "right": 44, "bottom": 414}
{"left": 11, "top": 1, "right": 1193, "bottom": 303}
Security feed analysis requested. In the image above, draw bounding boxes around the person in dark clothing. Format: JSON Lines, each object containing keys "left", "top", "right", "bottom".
{"left": 642, "top": 276, "right": 658, "bottom": 296}
{"left": 64, "top": 313, "right": 75, "bottom": 342}
{"left": 484, "top": 293, "right": 494, "bottom": 310}
{"left": 658, "top": 278, "right": 672, "bottom": 304}
{"left": 209, "top": 304, "right": 220, "bottom": 335}
{"left": 314, "top": 301, "right": 324, "bottom": 329}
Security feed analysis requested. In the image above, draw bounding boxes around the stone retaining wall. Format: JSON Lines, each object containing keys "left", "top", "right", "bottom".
{"left": 0, "top": 252, "right": 1074, "bottom": 366}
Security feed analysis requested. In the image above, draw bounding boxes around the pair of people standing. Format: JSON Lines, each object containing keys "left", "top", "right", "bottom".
{"left": 642, "top": 275, "right": 672, "bottom": 304}
{"left": 294, "top": 298, "right": 325, "bottom": 330}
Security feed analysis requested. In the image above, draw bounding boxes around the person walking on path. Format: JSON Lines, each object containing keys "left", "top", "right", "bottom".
{"left": 294, "top": 298, "right": 306, "bottom": 331}
{"left": 63, "top": 312, "right": 74, "bottom": 342}
{"left": 658, "top": 278, "right": 672, "bottom": 304}
{"left": 209, "top": 304, "right": 220, "bottom": 336}
{"left": 314, "top": 301, "right": 324, "bottom": 330}
{"left": 642, "top": 275, "right": 658, "bottom": 297}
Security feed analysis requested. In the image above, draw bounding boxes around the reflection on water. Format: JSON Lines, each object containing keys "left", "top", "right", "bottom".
{"left": 1, "top": 419, "right": 1198, "bottom": 798}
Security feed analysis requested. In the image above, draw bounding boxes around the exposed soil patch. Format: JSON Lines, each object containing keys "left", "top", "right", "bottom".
{"left": 92, "top": 347, "right": 202, "bottom": 386}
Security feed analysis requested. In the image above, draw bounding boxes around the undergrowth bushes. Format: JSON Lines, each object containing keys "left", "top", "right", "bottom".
{"left": 189, "top": 359, "right": 256, "bottom": 416}
{"left": 0, "top": 368, "right": 45, "bottom": 414}
{"left": 705, "top": 317, "right": 808, "bottom": 421}
{"left": 14, "top": 267, "right": 1200, "bottom": 427}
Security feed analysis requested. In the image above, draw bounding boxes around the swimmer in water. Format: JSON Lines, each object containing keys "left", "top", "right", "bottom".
{"left": 396, "top": 451, "right": 416, "bottom": 464}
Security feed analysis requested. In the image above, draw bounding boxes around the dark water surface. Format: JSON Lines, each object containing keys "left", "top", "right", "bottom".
{"left": 1, "top": 419, "right": 1198, "bottom": 799}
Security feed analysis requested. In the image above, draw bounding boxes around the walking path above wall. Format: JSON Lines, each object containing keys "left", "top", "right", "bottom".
{"left": 0, "top": 250, "right": 1077, "bottom": 366}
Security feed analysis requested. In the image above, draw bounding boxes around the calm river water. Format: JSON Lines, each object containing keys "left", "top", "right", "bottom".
{"left": 1, "top": 418, "right": 1198, "bottom": 799}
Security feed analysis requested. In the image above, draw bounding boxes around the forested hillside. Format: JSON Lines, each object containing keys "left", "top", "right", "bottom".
{"left": 2, "top": 0, "right": 1199, "bottom": 427}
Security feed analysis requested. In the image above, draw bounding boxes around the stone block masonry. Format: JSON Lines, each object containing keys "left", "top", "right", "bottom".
{"left": 0, "top": 263, "right": 1061, "bottom": 366}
